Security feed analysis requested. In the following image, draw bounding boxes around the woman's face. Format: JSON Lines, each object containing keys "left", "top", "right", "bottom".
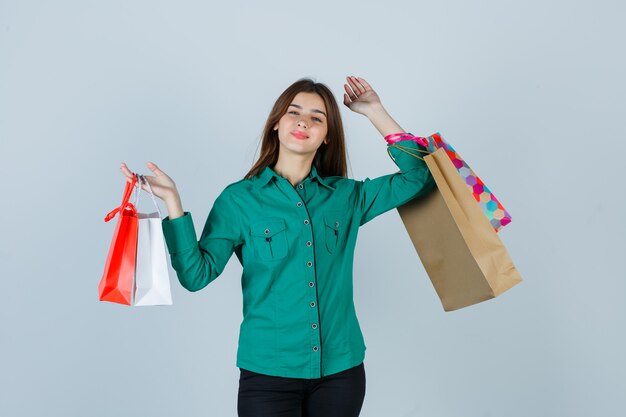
{"left": 273, "top": 92, "right": 328, "bottom": 159}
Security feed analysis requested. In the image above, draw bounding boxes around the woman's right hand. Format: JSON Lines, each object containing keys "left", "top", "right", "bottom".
{"left": 120, "top": 161, "right": 178, "bottom": 201}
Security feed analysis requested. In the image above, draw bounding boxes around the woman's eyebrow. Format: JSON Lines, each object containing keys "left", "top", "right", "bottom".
{"left": 289, "top": 103, "right": 327, "bottom": 117}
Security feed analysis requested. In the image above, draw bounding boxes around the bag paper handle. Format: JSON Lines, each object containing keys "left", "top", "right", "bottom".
{"left": 104, "top": 174, "right": 138, "bottom": 222}
{"left": 139, "top": 174, "right": 163, "bottom": 219}
{"left": 387, "top": 143, "right": 431, "bottom": 162}
{"left": 129, "top": 174, "right": 164, "bottom": 219}
{"left": 132, "top": 173, "right": 143, "bottom": 208}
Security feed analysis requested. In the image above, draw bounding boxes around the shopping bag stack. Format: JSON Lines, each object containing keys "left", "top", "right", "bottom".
{"left": 98, "top": 173, "right": 173, "bottom": 306}
{"left": 386, "top": 133, "right": 522, "bottom": 312}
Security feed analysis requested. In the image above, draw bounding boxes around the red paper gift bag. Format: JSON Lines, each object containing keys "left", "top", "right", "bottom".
{"left": 98, "top": 174, "right": 140, "bottom": 305}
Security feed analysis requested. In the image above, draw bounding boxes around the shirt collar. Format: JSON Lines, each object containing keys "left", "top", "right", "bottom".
{"left": 254, "top": 164, "right": 334, "bottom": 190}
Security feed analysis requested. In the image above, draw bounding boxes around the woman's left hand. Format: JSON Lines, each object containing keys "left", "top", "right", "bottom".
{"left": 342, "top": 75, "right": 382, "bottom": 116}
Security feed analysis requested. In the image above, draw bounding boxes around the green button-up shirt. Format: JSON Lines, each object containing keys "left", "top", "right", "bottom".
{"left": 161, "top": 136, "right": 435, "bottom": 379}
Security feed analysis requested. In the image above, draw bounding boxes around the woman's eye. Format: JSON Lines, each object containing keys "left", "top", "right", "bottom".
{"left": 288, "top": 111, "right": 322, "bottom": 123}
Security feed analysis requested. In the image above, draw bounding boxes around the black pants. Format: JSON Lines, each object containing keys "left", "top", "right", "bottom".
{"left": 237, "top": 362, "right": 366, "bottom": 417}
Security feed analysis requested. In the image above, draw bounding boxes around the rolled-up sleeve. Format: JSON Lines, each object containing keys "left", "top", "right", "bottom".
{"left": 358, "top": 134, "right": 436, "bottom": 226}
{"left": 161, "top": 189, "right": 243, "bottom": 292}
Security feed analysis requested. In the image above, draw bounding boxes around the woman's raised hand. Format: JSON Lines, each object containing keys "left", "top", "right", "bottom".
{"left": 342, "top": 75, "right": 382, "bottom": 117}
{"left": 120, "top": 161, "right": 178, "bottom": 201}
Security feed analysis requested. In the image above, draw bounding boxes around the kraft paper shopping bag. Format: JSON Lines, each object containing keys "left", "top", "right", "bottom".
{"left": 390, "top": 145, "right": 522, "bottom": 311}
{"left": 387, "top": 132, "right": 512, "bottom": 232}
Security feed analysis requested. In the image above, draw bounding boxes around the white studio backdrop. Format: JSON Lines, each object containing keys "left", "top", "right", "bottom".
{"left": 1, "top": 1, "right": 624, "bottom": 416}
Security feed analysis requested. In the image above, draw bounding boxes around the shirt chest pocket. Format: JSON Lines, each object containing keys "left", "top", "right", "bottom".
{"left": 323, "top": 212, "right": 344, "bottom": 254}
{"left": 249, "top": 218, "right": 289, "bottom": 261}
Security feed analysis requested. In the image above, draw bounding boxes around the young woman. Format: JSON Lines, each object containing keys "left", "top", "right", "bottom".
{"left": 120, "top": 75, "right": 435, "bottom": 417}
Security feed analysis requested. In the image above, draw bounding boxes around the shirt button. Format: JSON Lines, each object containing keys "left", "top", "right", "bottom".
{"left": 312, "top": 323, "right": 318, "bottom": 329}
{"left": 297, "top": 202, "right": 303, "bottom": 207}
{"left": 306, "top": 241, "right": 312, "bottom": 247}
{"left": 310, "top": 301, "right": 316, "bottom": 308}
{"left": 312, "top": 346, "right": 318, "bottom": 352}
{"left": 308, "top": 281, "right": 314, "bottom": 287}
{"left": 298, "top": 184, "right": 304, "bottom": 189}
{"left": 335, "top": 221, "right": 339, "bottom": 227}
{"left": 304, "top": 219, "right": 309, "bottom": 225}
{"left": 264, "top": 229, "right": 270, "bottom": 234}
{"left": 306, "top": 261, "right": 312, "bottom": 267}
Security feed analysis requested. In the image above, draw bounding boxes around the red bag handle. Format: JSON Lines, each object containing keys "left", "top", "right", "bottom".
{"left": 104, "top": 174, "right": 139, "bottom": 222}
{"left": 384, "top": 132, "right": 430, "bottom": 147}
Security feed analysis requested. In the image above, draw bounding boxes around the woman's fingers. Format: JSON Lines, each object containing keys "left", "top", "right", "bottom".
{"left": 146, "top": 161, "right": 166, "bottom": 176}
{"left": 344, "top": 83, "right": 357, "bottom": 101}
{"left": 120, "top": 162, "right": 135, "bottom": 181}
{"left": 120, "top": 162, "right": 147, "bottom": 189}
{"left": 120, "top": 162, "right": 163, "bottom": 177}
{"left": 344, "top": 75, "right": 370, "bottom": 102}
{"left": 347, "top": 75, "right": 366, "bottom": 95}
{"left": 356, "top": 76, "right": 372, "bottom": 90}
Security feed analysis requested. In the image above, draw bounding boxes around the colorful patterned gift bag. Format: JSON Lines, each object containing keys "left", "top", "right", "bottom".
{"left": 386, "top": 132, "right": 512, "bottom": 233}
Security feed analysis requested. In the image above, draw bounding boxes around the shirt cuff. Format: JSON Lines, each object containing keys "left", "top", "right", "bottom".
{"left": 387, "top": 138, "right": 430, "bottom": 170}
{"left": 161, "top": 211, "right": 198, "bottom": 254}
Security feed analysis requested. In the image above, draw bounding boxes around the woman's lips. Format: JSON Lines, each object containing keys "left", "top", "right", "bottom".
{"left": 291, "top": 131, "right": 309, "bottom": 139}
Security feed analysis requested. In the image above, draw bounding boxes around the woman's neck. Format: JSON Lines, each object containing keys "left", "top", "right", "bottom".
{"left": 272, "top": 155, "right": 314, "bottom": 188}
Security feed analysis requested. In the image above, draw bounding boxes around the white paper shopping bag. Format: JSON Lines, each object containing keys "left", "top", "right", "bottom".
{"left": 132, "top": 175, "right": 173, "bottom": 306}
